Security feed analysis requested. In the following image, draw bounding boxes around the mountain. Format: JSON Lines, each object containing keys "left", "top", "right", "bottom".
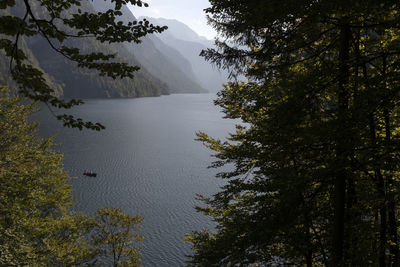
{"left": 26, "top": 36, "right": 170, "bottom": 98}
{"left": 1, "top": 1, "right": 170, "bottom": 98}
{"left": 92, "top": 0, "right": 207, "bottom": 94}
{"left": 143, "top": 17, "right": 213, "bottom": 47}
{"left": 2, "top": 1, "right": 226, "bottom": 98}
{"left": 140, "top": 17, "right": 229, "bottom": 93}
{"left": 0, "top": 38, "right": 64, "bottom": 98}
{"left": 0, "top": 3, "right": 63, "bottom": 97}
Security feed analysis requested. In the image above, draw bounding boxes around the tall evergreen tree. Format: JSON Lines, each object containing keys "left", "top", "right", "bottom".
{"left": 188, "top": 1, "right": 400, "bottom": 266}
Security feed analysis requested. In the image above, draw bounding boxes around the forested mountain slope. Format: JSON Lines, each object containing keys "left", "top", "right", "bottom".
{"left": 1, "top": 1, "right": 169, "bottom": 98}
{"left": 26, "top": 34, "right": 169, "bottom": 98}
{"left": 93, "top": 0, "right": 207, "bottom": 94}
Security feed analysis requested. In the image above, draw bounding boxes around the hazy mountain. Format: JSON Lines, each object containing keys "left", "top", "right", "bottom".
{"left": 0, "top": 39, "right": 64, "bottom": 98}
{"left": 140, "top": 17, "right": 229, "bottom": 93}
{"left": 143, "top": 17, "right": 213, "bottom": 47}
{"left": 27, "top": 35, "right": 169, "bottom": 98}
{"left": 92, "top": 0, "right": 207, "bottom": 94}
{"left": 2, "top": 1, "right": 170, "bottom": 99}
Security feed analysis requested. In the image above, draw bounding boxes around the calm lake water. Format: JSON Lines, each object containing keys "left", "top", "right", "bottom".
{"left": 37, "top": 94, "right": 237, "bottom": 266}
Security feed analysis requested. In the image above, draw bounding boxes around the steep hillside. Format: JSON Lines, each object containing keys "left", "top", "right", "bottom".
{"left": 140, "top": 17, "right": 229, "bottom": 93}
{"left": 92, "top": 0, "right": 207, "bottom": 94}
{"left": 27, "top": 35, "right": 169, "bottom": 98}
{"left": 1, "top": 1, "right": 169, "bottom": 98}
{"left": 0, "top": 5, "right": 63, "bottom": 97}
{"left": 0, "top": 40, "right": 63, "bottom": 98}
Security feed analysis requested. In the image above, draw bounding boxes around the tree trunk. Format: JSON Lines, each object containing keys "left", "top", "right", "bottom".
{"left": 382, "top": 54, "right": 399, "bottom": 266}
{"left": 378, "top": 170, "right": 387, "bottom": 267}
{"left": 306, "top": 250, "right": 313, "bottom": 267}
{"left": 366, "top": 72, "right": 387, "bottom": 267}
{"left": 332, "top": 20, "right": 351, "bottom": 266}
{"left": 384, "top": 108, "right": 398, "bottom": 266}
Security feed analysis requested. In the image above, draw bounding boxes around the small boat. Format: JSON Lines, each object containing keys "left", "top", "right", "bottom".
{"left": 83, "top": 171, "right": 97, "bottom": 177}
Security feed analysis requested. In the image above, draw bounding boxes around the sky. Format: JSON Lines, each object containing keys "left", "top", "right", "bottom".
{"left": 128, "top": 0, "right": 217, "bottom": 40}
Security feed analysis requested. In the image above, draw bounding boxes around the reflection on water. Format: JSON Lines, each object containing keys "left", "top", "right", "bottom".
{"left": 37, "top": 94, "right": 237, "bottom": 266}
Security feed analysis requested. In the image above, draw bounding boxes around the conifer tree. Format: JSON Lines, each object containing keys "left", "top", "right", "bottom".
{"left": 188, "top": 1, "right": 400, "bottom": 266}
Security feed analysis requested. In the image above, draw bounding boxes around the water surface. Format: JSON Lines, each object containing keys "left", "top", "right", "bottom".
{"left": 38, "top": 94, "right": 237, "bottom": 266}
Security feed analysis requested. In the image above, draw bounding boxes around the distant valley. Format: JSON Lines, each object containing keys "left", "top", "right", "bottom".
{"left": 1, "top": 0, "right": 228, "bottom": 99}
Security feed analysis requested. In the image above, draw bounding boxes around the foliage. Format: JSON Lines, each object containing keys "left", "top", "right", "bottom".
{"left": 188, "top": 1, "right": 400, "bottom": 266}
{"left": 0, "top": 0, "right": 167, "bottom": 130}
{"left": 91, "top": 208, "right": 144, "bottom": 267}
{"left": 0, "top": 86, "right": 92, "bottom": 265}
{"left": 0, "top": 87, "right": 143, "bottom": 266}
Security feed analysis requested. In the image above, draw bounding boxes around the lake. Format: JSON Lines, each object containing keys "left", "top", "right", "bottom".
{"left": 37, "top": 94, "right": 237, "bottom": 266}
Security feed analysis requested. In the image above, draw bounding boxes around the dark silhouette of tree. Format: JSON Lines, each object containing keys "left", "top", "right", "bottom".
{"left": 188, "top": 1, "right": 400, "bottom": 266}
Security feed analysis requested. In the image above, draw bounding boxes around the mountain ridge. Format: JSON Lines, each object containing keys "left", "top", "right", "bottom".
{"left": 139, "top": 16, "right": 229, "bottom": 93}
{"left": 92, "top": 0, "right": 208, "bottom": 94}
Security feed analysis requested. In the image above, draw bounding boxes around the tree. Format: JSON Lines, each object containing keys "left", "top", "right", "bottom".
{"left": 91, "top": 208, "right": 144, "bottom": 267}
{"left": 188, "top": 1, "right": 400, "bottom": 266}
{"left": 0, "top": 0, "right": 167, "bottom": 130}
{"left": 0, "top": 85, "right": 93, "bottom": 265}
{"left": 0, "top": 87, "right": 143, "bottom": 266}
